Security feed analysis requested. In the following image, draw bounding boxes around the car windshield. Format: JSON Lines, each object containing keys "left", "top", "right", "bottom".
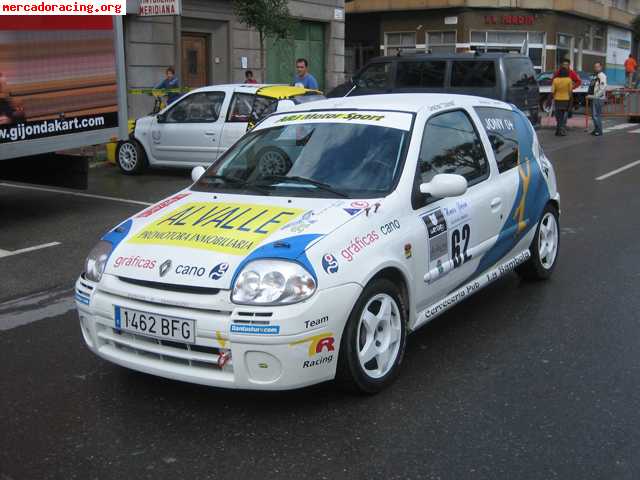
{"left": 193, "top": 122, "right": 409, "bottom": 198}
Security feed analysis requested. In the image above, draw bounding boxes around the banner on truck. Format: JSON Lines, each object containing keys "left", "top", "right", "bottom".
{"left": 0, "top": 16, "right": 119, "bottom": 145}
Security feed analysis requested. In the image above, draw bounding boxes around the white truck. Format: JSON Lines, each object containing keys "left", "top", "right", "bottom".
{"left": 0, "top": 16, "right": 127, "bottom": 188}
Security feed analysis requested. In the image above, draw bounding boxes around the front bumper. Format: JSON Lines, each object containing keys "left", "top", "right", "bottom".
{"left": 75, "top": 274, "right": 361, "bottom": 390}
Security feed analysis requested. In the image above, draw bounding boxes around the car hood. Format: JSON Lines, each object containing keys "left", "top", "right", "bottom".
{"left": 101, "top": 189, "right": 377, "bottom": 289}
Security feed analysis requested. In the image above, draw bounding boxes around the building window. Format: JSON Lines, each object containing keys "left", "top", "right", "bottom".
{"left": 384, "top": 32, "right": 416, "bottom": 56}
{"left": 557, "top": 33, "right": 573, "bottom": 66}
{"left": 426, "top": 31, "right": 456, "bottom": 53}
{"left": 591, "top": 26, "right": 605, "bottom": 52}
{"left": 469, "top": 31, "right": 546, "bottom": 72}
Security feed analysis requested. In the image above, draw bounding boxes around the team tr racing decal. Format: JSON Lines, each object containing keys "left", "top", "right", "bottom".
{"left": 129, "top": 202, "right": 304, "bottom": 255}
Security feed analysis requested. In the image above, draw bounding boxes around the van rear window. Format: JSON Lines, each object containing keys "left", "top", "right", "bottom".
{"left": 451, "top": 61, "right": 496, "bottom": 87}
{"left": 396, "top": 61, "right": 446, "bottom": 88}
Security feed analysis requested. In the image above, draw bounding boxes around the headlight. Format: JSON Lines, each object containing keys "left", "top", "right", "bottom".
{"left": 231, "top": 260, "right": 316, "bottom": 305}
{"left": 84, "top": 240, "right": 113, "bottom": 283}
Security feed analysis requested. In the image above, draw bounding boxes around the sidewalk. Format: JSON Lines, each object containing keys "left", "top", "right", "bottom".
{"left": 539, "top": 112, "right": 631, "bottom": 131}
{"left": 539, "top": 112, "right": 591, "bottom": 130}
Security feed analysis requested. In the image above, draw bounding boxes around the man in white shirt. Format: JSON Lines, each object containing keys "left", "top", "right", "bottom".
{"left": 588, "top": 62, "right": 607, "bottom": 136}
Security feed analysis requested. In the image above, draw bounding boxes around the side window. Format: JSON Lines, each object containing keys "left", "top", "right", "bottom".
{"left": 249, "top": 95, "right": 278, "bottom": 128}
{"left": 474, "top": 107, "right": 519, "bottom": 173}
{"left": 165, "top": 92, "right": 225, "bottom": 123}
{"left": 417, "top": 110, "right": 489, "bottom": 187}
{"left": 451, "top": 61, "right": 496, "bottom": 87}
{"left": 505, "top": 59, "right": 537, "bottom": 87}
{"left": 396, "top": 61, "right": 446, "bottom": 88}
{"left": 227, "top": 93, "right": 254, "bottom": 122}
{"left": 356, "top": 62, "right": 393, "bottom": 89}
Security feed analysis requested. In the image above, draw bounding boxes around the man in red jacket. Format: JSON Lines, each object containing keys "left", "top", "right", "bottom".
{"left": 551, "top": 59, "right": 581, "bottom": 117}
{"left": 553, "top": 59, "right": 581, "bottom": 89}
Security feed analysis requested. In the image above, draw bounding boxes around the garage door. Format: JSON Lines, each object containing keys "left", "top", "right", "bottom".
{"left": 267, "top": 21, "right": 325, "bottom": 91}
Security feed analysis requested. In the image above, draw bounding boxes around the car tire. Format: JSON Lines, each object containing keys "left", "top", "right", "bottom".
{"left": 256, "top": 147, "right": 291, "bottom": 177}
{"left": 336, "top": 278, "right": 407, "bottom": 394}
{"left": 517, "top": 203, "right": 560, "bottom": 281}
{"left": 116, "top": 140, "right": 147, "bottom": 175}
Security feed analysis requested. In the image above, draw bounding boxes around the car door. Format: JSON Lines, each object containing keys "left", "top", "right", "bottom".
{"left": 504, "top": 58, "right": 539, "bottom": 123}
{"left": 410, "top": 108, "right": 503, "bottom": 315}
{"left": 472, "top": 105, "right": 536, "bottom": 272}
{"left": 150, "top": 91, "right": 226, "bottom": 164}
{"left": 219, "top": 92, "right": 254, "bottom": 153}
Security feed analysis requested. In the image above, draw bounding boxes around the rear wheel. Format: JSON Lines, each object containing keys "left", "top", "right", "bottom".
{"left": 116, "top": 140, "right": 147, "bottom": 175}
{"left": 517, "top": 203, "right": 559, "bottom": 280}
{"left": 337, "top": 278, "right": 407, "bottom": 394}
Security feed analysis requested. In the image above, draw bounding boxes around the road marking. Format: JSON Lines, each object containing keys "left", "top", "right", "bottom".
{"left": 0, "top": 241, "right": 61, "bottom": 259}
{"left": 595, "top": 160, "right": 640, "bottom": 181}
{"left": 630, "top": 128, "right": 640, "bottom": 133}
{"left": 603, "top": 123, "right": 636, "bottom": 133}
{"left": 0, "top": 288, "right": 74, "bottom": 330}
{"left": 0, "top": 182, "right": 152, "bottom": 206}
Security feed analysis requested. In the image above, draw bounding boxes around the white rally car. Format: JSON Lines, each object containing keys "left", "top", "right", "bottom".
{"left": 117, "top": 84, "right": 324, "bottom": 174}
{"left": 77, "top": 94, "right": 560, "bottom": 393}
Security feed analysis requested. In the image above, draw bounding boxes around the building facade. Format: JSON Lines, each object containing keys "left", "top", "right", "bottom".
{"left": 346, "top": 0, "right": 639, "bottom": 82}
{"left": 124, "top": 0, "right": 345, "bottom": 118}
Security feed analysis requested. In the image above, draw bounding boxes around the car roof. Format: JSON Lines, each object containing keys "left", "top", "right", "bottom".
{"left": 370, "top": 52, "right": 530, "bottom": 62}
{"left": 256, "top": 85, "right": 323, "bottom": 99}
{"left": 277, "top": 93, "right": 511, "bottom": 115}
{"left": 186, "top": 83, "right": 286, "bottom": 95}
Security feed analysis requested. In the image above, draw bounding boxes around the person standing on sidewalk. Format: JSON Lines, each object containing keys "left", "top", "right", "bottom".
{"left": 552, "top": 68, "right": 572, "bottom": 136}
{"left": 588, "top": 62, "right": 607, "bottom": 137}
{"left": 155, "top": 66, "right": 180, "bottom": 104}
{"left": 552, "top": 59, "right": 581, "bottom": 117}
{"left": 292, "top": 58, "right": 319, "bottom": 90}
{"left": 624, "top": 54, "right": 637, "bottom": 88}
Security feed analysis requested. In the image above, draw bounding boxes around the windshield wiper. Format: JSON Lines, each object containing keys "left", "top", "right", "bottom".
{"left": 199, "top": 175, "right": 270, "bottom": 194}
{"left": 256, "top": 175, "right": 348, "bottom": 198}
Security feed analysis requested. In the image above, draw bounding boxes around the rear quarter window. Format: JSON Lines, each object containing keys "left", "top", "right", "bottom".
{"left": 505, "top": 58, "right": 537, "bottom": 87}
{"left": 396, "top": 61, "right": 446, "bottom": 88}
{"left": 451, "top": 61, "right": 496, "bottom": 87}
{"left": 474, "top": 106, "right": 519, "bottom": 173}
{"left": 356, "top": 62, "right": 393, "bottom": 89}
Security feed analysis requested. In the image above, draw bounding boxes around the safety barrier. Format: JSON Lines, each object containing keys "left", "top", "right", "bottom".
{"left": 128, "top": 87, "right": 192, "bottom": 114}
{"left": 585, "top": 88, "right": 640, "bottom": 128}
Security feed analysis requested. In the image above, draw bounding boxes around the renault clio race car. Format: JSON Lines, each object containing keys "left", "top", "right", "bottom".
{"left": 76, "top": 94, "right": 560, "bottom": 393}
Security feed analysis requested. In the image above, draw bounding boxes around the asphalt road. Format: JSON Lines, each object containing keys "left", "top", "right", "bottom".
{"left": 1, "top": 123, "right": 640, "bottom": 479}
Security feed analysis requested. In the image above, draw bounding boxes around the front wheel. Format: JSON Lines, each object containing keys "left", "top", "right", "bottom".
{"left": 336, "top": 278, "right": 407, "bottom": 394}
{"left": 517, "top": 203, "right": 560, "bottom": 280}
{"left": 116, "top": 140, "right": 147, "bottom": 175}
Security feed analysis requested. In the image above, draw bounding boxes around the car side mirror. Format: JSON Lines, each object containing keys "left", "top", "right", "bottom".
{"left": 157, "top": 113, "right": 166, "bottom": 123}
{"left": 420, "top": 174, "right": 467, "bottom": 198}
{"left": 191, "top": 166, "right": 206, "bottom": 183}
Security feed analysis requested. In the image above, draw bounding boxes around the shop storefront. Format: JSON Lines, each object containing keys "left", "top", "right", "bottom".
{"left": 346, "top": 7, "right": 625, "bottom": 77}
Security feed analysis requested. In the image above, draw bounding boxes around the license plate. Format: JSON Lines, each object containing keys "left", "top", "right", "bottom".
{"left": 114, "top": 306, "right": 196, "bottom": 344}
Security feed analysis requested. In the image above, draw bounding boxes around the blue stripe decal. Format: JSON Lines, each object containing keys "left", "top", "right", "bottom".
{"left": 231, "top": 233, "right": 322, "bottom": 286}
{"left": 454, "top": 108, "right": 550, "bottom": 291}
{"left": 101, "top": 218, "right": 133, "bottom": 249}
{"left": 475, "top": 108, "right": 550, "bottom": 275}
{"left": 75, "top": 293, "right": 90, "bottom": 305}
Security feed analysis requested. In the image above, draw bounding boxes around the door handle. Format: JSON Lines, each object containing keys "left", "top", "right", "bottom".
{"left": 490, "top": 197, "right": 502, "bottom": 211}
{"left": 204, "top": 131, "right": 216, "bottom": 135}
